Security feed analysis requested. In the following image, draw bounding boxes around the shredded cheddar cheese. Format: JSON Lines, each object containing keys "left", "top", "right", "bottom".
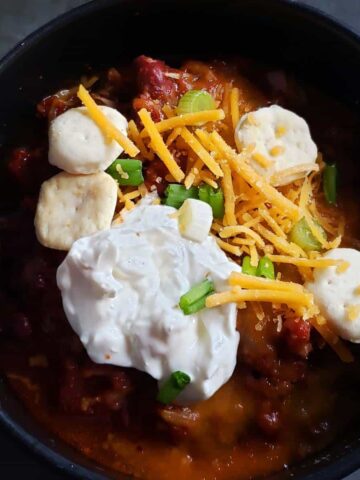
{"left": 206, "top": 288, "right": 315, "bottom": 311}
{"left": 230, "top": 87, "right": 240, "bottom": 130}
{"left": 336, "top": 261, "right": 350, "bottom": 274}
{"left": 162, "top": 104, "right": 175, "bottom": 118}
{"left": 138, "top": 183, "right": 148, "bottom": 197}
{"left": 231, "top": 238, "right": 256, "bottom": 246}
{"left": 123, "top": 190, "right": 141, "bottom": 201}
{"left": 198, "top": 171, "right": 218, "bottom": 189}
{"left": 269, "top": 145, "right": 285, "bottom": 157}
{"left": 166, "top": 127, "right": 182, "bottom": 147}
{"left": 267, "top": 255, "right": 347, "bottom": 269}
{"left": 210, "top": 132, "right": 302, "bottom": 220}
{"left": 229, "top": 272, "right": 304, "bottom": 293}
{"left": 346, "top": 305, "right": 360, "bottom": 321}
{"left": 252, "top": 152, "right": 273, "bottom": 168}
{"left": 215, "top": 237, "right": 242, "bottom": 257}
{"left": 194, "top": 129, "right": 216, "bottom": 152}
{"left": 128, "top": 120, "right": 153, "bottom": 160}
{"left": 258, "top": 208, "right": 287, "bottom": 238}
{"left": 249, "top": 244, "right": 259, "bottom": 267}
{"left": 140, "top": 109, "right": 225, "bottom": 137}
{"left": 303, "top": 210, "right": 327, "bottom": 247}
{"left": 255, "top": 224, "right": 305, "bottom": 257}
{"left": 221, "top": 160, "right": 237, "bottom": 226}
{"left": 180, "top": 127, "right": 223, "bottom": 178}
{"left": 275, "top": 125, "right": 287, "bottom": 138}
{"left": 220, "top": 225, "right": 265, "bottom": 248}
{"left": 253, "top": 302, "right": 266, "bottom": 330}
{"left": 270, "top": 163, "right": 319, "bottom": 185}
{"left": 311, "top": 318, "right": 354, "bottom": 363}
{"left": 246, "top": 113, "right": 258, "bottom": 126}
{"left": 299, "top": 176, "right": 312, "bottom": 210}
{"left": 138, "top": 108, "right": 185, "bottom": 183}
{"left": 242, "top": 215, "right": 262, "bottom": 229}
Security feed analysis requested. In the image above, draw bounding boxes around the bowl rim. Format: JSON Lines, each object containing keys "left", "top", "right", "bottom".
{"left": 1, "top": 1, "right": 360, "bottom": 479}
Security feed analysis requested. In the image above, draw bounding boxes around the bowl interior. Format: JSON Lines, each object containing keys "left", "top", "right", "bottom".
{"left": 0, "top": 1, "right": 360, "bottom": 479}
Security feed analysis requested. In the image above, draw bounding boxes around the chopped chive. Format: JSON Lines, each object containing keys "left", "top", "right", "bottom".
{"left": 323, "top": 163, "right": 337, "bottom": 205}
{"left": 106, "top": 159, "right": 144, "bottom": 186}
{"left": 256, "top": 256, "right": 275, "bottom": 279}
{"left": 242, "top": 256, "right": 257, "bottom": 276}
{"left": 179, "top": 279, "right": 215, "bottom": 315}
{"left": 157, "top": 371, "right": 191, "bottom": 404}
{"left": 289, "top": 217, "right": 325, "bottom": 252}
{"left": 198, "top": 184, "right": 224, "bottom": 219}
{"left": 163, "top": 184, "right": 198, "bottom": 209}
{"left": 177, "top": 90, "right": 216, "bottom": 115}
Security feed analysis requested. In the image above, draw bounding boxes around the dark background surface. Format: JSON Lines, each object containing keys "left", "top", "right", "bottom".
{"left": 1, "top": 0, "right": 360, "bottom": 479}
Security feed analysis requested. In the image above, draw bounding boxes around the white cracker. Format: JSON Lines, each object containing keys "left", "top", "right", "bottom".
{"left": 49, "top": 106, "right": 128, "bottom": 174}
{"left": 35, "top": 171, "right": 118, "bottom": 250}
{"left": 306, "top": 248, "right": 360, "bottom": 343}
{"left": 235, "top": 105, "right": 318, "bottom": 186}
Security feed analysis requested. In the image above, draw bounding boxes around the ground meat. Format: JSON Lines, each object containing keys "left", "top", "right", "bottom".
{"left": 0, "top": 292, "right": 32, "bottom": 339}
{"left": 58, "top": 358, "right": 84, "bottom": 413}
{"left": 10, "top": 312, "right": 33, "bottom": 338}
{"left": 135, "top": 56, "right": 179, "bottom": 104}
{"left": 132, "top": 55, "right": 195, "bottom": 121}
{"left": 37, "top": 90, "right": 79, "bottom": 121}
{"left": 144, "top": 159, "right": 169, "bottom": 195}
{"left": 7, "top": 146, "right": 55, "bottom": 193}
{"left": 132, "top": 56, "right": 179, "bottom": 121}
{"left": 132, "top": 56, "right": 228, "bottom": 122}
{"left": 256, "top": 400, "right": 281, "bottom": 436}
{"left": 282, "top": 316, "right": 312, "bottom": 359}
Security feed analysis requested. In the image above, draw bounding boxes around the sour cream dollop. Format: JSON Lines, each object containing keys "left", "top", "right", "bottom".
{"left": 57, "top": 201, "right": 240, "bottom": 404}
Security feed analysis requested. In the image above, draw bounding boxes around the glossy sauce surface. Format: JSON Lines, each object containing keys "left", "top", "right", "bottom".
{"left": 0, "top": 57, "right": 360, "bottom": 480}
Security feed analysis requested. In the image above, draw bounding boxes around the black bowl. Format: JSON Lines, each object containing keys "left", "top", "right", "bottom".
{"left": 1, "top": 1, "right": 360, "bottom": 479}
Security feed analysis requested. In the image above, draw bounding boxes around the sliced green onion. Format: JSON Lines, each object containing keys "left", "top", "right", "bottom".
{"left": 180, "top": 296, "right": 209, "bottom": 315}
{"left": 163, "top": 184, "right": 198, "bottom": 209}
{"left": 198, "top": 184, "right": 211, "bottom": 203}
{"left": 198, "top": 184, "right": 224, "bottom": 219}
{"left": 179, "top": 279, "right": 215, "bottom": 315}
{"left": 256, "top": 256, "right": 275, "bottom": 279}
{"left": 209, "top": 188, "right": 224, "bottom": 219}
{"left": 242, "top": 256, "right": 257, "bottom": 276}
{"left": 180, "top": 279, "right": 214, "bottom": 309}
{"left": 323, "top": 163, "right": 337, "bottom": 205}
{"left": 289, "top": 217, "right": 325, "bottom": 252}
{"left": 177, "top": 90, "right": 216, "bottom": 115}
{"left": 157, "top": 371, "right": 191, "bottom": 404}
{"left": 106, "top": 159, "right": 144, "bottom": 186}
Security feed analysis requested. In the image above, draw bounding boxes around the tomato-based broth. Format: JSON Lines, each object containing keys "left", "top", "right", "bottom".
{"left": 0, "top": 57, "right": 360, "bottom": 480}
